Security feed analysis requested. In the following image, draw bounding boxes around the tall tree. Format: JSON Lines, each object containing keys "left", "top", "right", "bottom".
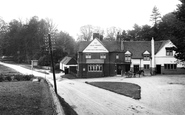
{"left": 78, "top": 25, "right": 93, "bottom": 41}
{"left": 105, "top": 26, "right": 121, "bottom": 41}
{"left": 127, "top": 24, "right": 142, "bottom": 41}
{"left": 150, "top": 6, "right": 162, "bottom": 26}
{"left": 173, "top": 0, "right": 185, "bottom": 61}
{"left": 150, "top": 6, "right": 162, "bottom": 40}
{"left": 0, "top": 18, "right": 8, "bottom": 55}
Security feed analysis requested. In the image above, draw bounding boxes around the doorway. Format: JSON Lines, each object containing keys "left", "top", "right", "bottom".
{"left": 156, "top": 65, "right": 161, "bottom": 74}
{"left": 133, "top": 65, "right": 139, "bottom": 73}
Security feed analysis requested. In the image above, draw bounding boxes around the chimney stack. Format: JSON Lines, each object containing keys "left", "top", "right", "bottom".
{"left": 121, "top": 40, "right": 124, "bottom": 51}
{"left": 151, "top": 37, "right": 155, "bottom": 75}
{"left": 93, "top": 33, "right": 103, "bottom": 41}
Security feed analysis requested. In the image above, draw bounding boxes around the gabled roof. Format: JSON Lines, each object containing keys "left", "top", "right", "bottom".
{"left": 60, "top": 56, "right": 77, "bottom": 65}
{"left": 123, "top": 41, "right": 164, "bottom": 58}
{"left": 78, "top": 40, "right": 122, "bottom": 52}
{"left": 77, "top": 39, "right": 169, "bottom": 59}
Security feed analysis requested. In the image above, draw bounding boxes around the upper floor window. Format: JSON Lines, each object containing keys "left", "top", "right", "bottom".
{"left": 100, "top": 54, "right": 106, "bottom": 59}
{"left": 166, "top": 50, "right": 173, "bottom": 56}
{"left": 143, "top": 55, "right": 150, "bottom": 61}
{"left": 86, "top": 54, "right": 91, "bottom": 59}
{"left": 116, "top": 54, "right": 119, "bottom": 59}
{"left": 125, "top": 55, "right": 131, "bottom": 62}
{"left": 166, "top": 47, "right": 173, "bottom": 56}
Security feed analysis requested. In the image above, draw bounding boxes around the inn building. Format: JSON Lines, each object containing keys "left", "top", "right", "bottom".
{"left": 77, "top": 37, "right": 185, "bottom": 78}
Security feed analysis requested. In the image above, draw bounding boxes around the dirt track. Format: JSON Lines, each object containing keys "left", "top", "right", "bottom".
{"left": 1, "top": 62, "right": 185, "bottom": 115}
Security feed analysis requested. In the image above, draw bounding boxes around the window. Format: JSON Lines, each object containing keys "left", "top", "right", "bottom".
{"left": 88, "top": 64, "right": 102, "bottom": 72}
{"left": 166, "top": 50, "right": 173, "bottom": 56}
{"left": 164, "top": 64, "right": 177, "bottom": 69}
{"left": 125, "top": 55, "right": 131, "bottom": 62}
{"left": 116, "top": 54, "right": 119, "bottom": 59}
{"left": 143, "top": 55, "right": 150, "bottom": 61}
{"left": 86, "top": 54, "right": 91, "bottom": 59}
{"left": 100, "top": 54, "right": 106, "bottom": 59}
{"left": 144, "top": 64, "right": 150, "bottom": 69}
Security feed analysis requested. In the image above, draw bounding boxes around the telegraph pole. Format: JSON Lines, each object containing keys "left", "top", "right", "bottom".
{"left": 48, "top": 33, "right": 57, "bottom": 94}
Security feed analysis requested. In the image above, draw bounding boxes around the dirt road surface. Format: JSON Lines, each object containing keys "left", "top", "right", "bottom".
{"left": 1, "top": 62, "right": 185, "bottom": 115}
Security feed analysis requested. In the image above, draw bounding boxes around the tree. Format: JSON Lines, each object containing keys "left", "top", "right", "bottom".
{"left": 105, "top": 26, "right": 121, "bottom": 41}
{"left": 78, "top": 25, "right": 93, "bottom": 41}
{"left": 139, "top": 24, "right": 153, "bottom": 41}
{"left": 0, "top": 18, "right": 8, "bottom": 55}
{"left": 173, "top": 0, "right": 185, "bottom": 61}
{"left": 150, "top": 6, "right": 161, "bottom": 26}
{"left": 127, "top": 24, "right": 142, "bottom": 41}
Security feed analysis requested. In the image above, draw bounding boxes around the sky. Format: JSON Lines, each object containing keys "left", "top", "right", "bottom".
{"left": 0, "top": 0, "right": 181, "bottom": 39}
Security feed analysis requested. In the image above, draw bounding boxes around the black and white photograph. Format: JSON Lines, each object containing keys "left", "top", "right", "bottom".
{"left": 0, "top": 0, "right": 185, "bottom": 115}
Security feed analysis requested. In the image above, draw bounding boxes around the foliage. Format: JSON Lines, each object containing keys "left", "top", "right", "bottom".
{"left": 0, "top": 74, "right": 34, "bottom": 82}
{"left": 105, "top": 26, "right": 122, "bottom": 41}
{"left": 0, "top": 16, "right": 76, "bottom": 65}
{"left": 78, "top": 25, "right": 93, "bottom": 41}
{"left": 150, "top": 6, "right": 161, "bottom": 26}
{"left": 173, "top": 0, "right": 185, "bottom": 61}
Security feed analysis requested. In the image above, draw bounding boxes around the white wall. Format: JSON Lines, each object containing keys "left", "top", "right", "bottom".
{"left": 155, "top": 41, "right": 183, "bottom": 67}
{"left": 156, "top": 41, "right": 176, "bottom": 57}
{"left": 131, "top": 59, "right": 151, "bottom": 68}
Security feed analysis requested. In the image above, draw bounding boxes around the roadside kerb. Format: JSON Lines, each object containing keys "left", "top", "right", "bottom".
{"left": 45, "top": 78, "right": 65, "bottom": 115}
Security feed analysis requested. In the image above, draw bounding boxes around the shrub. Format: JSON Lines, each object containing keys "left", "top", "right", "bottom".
{"left": 23, "top": 75, "right": 34, "bottom": 81}
{"left": 14, "top": 75, "right": 21, "bottom": 81}
{"left": 0, "top": 76, "right": 4, "bottom": 82}
{"left": 5, "top": 76, "right": 12, "bottom": 81}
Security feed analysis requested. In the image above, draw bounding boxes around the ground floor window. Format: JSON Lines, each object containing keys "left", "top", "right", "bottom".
{"left": 88, "top": 64, "right": 102, "bottom": 72}
{"left": 144, "top": 64, "right": 150, "bottom": 69}
{"left": 164, "top": 64, "right": 177, "bottom": 69}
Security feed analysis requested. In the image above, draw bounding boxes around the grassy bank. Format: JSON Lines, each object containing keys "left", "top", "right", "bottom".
{"left": 0, "top": 81, "right": 55, "bottom": 115}
{"left": 86, "top": 82, "right": 141, "bottom": 100}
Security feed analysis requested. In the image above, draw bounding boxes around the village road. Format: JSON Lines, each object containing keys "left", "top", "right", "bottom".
{"left": 1, "top": 62, "right": 184, "bottom": 115}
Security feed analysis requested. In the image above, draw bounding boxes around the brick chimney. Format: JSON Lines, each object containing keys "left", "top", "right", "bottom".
{"left": 93, "top": 33, "right": 103, "bottom": 41}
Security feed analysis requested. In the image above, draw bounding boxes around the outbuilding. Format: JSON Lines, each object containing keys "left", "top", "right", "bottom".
{"left": 60, "top": 56, "right": 77, "bottom": 74}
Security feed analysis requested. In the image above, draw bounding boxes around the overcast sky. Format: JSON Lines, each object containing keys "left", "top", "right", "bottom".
{"left": 0, "top": 0, "right": 180, "bottom": 39}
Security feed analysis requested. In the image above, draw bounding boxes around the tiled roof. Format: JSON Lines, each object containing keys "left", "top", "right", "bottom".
{"left": 123, "top": 41, "right": 164, "bottom": 58}
{"left": 77, "top": 39, "right": 169, "bottom": 59}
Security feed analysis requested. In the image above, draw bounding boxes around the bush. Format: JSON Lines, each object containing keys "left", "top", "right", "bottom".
{"left": 0, "top": 76, "right": 4, "bottom": 82}
{"left": 14, "top": 75, "right": 21, "bottom": 81}
{"left": 5, "top": 76, "right": 12, "bottom": 81}
{"left": 0, "top": 74, "right": 35, "bottom": 82}
{"left": 22, "top": 75, "right": 34, "bottom": 81}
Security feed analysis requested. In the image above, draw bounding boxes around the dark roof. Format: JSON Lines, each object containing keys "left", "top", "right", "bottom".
{"left": 123, "top": 41, "right": 163, "bottom": 58}
{"left": 77, "top": 39, "right": 169, "bottom": 59}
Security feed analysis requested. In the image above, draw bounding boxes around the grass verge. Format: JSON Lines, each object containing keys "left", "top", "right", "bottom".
{"left": 86, "top": 82, "right": 141, "bottom": 100}
{"left": 0, "top": 81, "right": 55, "bottom": 115}
{"left": 57, "top": 94, "right": 78, "bottom": 115}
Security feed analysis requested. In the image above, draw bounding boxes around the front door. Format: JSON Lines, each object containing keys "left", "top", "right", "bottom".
{"left": 156, "top": 65, "right": 161, "bottom": 74}
{"left": 134, "top": 65, "right": 139, "bottom": 73}
{"left": 125, "top": 64, "right": 130, "bottom": 72}
{"left": 117, "top": 64, "right": 122, "bottom": 75}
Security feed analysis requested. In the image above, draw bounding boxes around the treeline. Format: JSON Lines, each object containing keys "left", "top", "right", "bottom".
{"left": 0, "top": 16, "right": 75, "bottom": 65}
{"left": 0, "top": 1, "right": 185, "bottom": 65}
{"left": 77, "top": 4, "right": 185, "bottom": 61}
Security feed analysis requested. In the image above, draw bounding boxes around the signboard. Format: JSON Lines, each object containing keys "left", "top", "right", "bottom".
{"left": 83, "top": 38, "right": 108, "bottom": 53}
